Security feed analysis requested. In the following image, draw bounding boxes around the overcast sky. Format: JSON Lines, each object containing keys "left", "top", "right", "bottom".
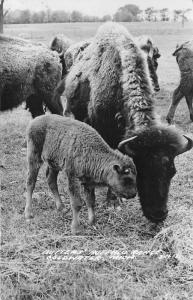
{"left": 6, "top": 0, "right": 193, "bottom": 17}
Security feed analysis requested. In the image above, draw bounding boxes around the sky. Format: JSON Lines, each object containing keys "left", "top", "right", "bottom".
{"left": 5, "top": 0, "right": 193, "bottom": 17}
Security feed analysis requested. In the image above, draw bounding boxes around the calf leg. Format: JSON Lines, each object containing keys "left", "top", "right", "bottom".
{"left": 46, "top": 167, "right": 63, "bottom": 210}
{"left": 83, "top": 184, "right": 96, "bottom": 225}
{"left": 25, "top": 142, "right": 42, "bottom": 220}
{"left": 166, "top": 86, "right": 184, "bottom": 123}
{"left": 185, "top": 94, "right": 193, "bottom": 122}
{"left": 67, "top": 174, "right": 82, "bottom": 234}
{"left": 106, "top": 188, "right": 122, "bottom": 208}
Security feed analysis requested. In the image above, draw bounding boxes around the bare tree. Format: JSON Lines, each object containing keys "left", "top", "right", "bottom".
{"left": 0, "top": 0, "right": 9, "bottom": 33}
{"left": 0, "top": 0, "right": 4, "bottom": 33}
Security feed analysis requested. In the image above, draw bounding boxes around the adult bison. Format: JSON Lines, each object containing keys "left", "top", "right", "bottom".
{"left": 50, "top": 34, "right": 73, "bottom": 78}
{"left": 0, "top": 35, "right": 63, "bottom": 118}
{"left": 135, "top": 35, "right": 161, "bottom": 91}
{"left": 61, "top": 35, "right": 160, "bottom": 92}
{"left": 166, "top": 40, "right": 193, "bottom": 123}
{"left": 63, "top": 22, "right": 192, "bottom": 223}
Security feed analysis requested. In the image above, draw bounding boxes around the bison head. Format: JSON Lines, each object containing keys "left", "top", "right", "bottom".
{"left": 118, "top": 126, "right": 193, "bottom": 223}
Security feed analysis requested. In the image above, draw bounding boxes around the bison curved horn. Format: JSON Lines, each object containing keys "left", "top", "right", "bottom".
{"left": 58, "top": 50, "right": 64, "bottom": 58}
{"left": 176, "top": 135, "right": 193, "bottom": 155}
{"left": 118, "top": 136, "right": 138, "bottom": 150}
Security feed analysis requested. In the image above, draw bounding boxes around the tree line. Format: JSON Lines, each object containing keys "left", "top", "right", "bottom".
{"left": 2, "top": 4, "right": 192, "bottom": 24}
{"left": 0, "top": 2, "right": 192, "bottom": 33}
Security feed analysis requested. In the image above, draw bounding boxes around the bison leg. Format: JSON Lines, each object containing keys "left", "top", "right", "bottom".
{"left": 67, "top": 174, "right": 83, "bottom": 234}
{"left": 46, "top": 167, "right": 63, "bottom": 211}
{"left": 25, "top": 142, "right": 42, "bottom": 220}
{"left": 166, "top": 86, "right": 184, "bottom": 123}
{"left": 83, "top": 184, "right": 96, "bottom": 225}
{"left": 185, "top": 94, "right": 193, "bottom": 122}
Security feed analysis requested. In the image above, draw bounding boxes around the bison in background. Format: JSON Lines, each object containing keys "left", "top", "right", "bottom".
{"left": 0, "top": 35, "right": 63, "bottom": 118}
{"left": 63, "top": 22, "right": 193, "bottom": 223}
{"left": 135, "top": 35, "right": 161, "bottom": 91}
{"left": 166, "top": 40, "right": 193, "bottom": 123}
{"left": 50, "top": 34, "right": 73, "bottom": 78}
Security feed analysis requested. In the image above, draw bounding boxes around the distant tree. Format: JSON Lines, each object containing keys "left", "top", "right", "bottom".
{"left": 0, "top": 0, "right": 9, "bottom": 33}
{"left": 173, "top": 9, "right": 182, "bottom": 22}
{"left": 145, "top": 7, "right": 155, "bottom": 21}
{"left": 113, "top": 4, "right": 140, "bottom": 22}
{"left": 160, "top": 8, "right": 169, "bottom": 21}
{"left": 101, "top": 14, "right": 112, "bottom": 22}
{"left": 173, "top": 8, "right": 192, "bottom": 26}
{"left": 180, "top": 9, "right": 192, "bottom": 27}
{"left": 71, "top": 10, "right": 83, "bottom": 22}
{"left": 19, "top": 10, "right": 31, "bottom": 23}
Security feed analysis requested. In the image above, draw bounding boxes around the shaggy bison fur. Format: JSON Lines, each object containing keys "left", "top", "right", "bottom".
{"left": 0, "top": 35, "right": 63, "bottom": 118}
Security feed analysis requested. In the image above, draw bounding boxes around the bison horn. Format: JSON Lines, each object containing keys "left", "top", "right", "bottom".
{"left": 118, "top": 136, "right": 138, "bottom": 150}
{"left": 176, "top": 135, "right": 193, "bottom": 155}
{"left": 58, "top": 50, "right": 64, "bottom": 58}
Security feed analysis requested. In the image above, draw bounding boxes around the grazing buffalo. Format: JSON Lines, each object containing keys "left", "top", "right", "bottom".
{"left": 166, "top": 40, "right": 193, "bottom": 123}
{"left": 0, "top": 35, "right": 63, "bottom": 118}
{"left": 62, "top": 22, "right": 193, "bottom": 223}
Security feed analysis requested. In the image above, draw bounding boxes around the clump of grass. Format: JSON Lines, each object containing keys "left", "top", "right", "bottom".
{"left": 150, "top": 209, "right": 193, "bottom": 267}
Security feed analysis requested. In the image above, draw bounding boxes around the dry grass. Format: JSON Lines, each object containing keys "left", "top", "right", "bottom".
{"left": 1, "top": 22, "right": 193, "bottom": 300}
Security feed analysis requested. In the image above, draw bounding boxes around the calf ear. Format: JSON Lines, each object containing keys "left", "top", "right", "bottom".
{"left": 118, "top": 136, "right": 138, "bottom": 157}
{"left": 113, "top": 164, "right": 122, "bottom": 174}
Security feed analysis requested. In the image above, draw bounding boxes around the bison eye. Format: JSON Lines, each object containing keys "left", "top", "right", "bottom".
{"left": 162, "top": 156, "right": 169, "bottom": 165}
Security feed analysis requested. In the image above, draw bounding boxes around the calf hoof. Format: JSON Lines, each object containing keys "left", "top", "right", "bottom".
{"left": 56, "top": 202, "right": 64, "bottom": 211}
{"left": 88, "top": 216, "right": 96, "bottom": 226}
{"left": 71, "top": 225, "right": 82, "bottom": 235}
{"left": 190, "top": 115, "right": 193, "bottom": 122}
{"left": 24, "top": 211, "right": 34, "bottom": 221}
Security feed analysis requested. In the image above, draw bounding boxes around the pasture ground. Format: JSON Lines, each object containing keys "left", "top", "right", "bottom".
{"left": 1, "top": 22, "right": 193, "bottom": 300}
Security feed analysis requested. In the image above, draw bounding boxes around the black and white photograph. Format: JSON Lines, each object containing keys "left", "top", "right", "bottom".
{"left": 1, "top": 0, "right": 193, "bottom": 299}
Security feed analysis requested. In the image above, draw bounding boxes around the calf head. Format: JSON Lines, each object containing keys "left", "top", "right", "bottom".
{"left": 118, "top": 127, "right": 193, "bottom": 223}
{"left": 106, "top": 156, "right": 137, "bottom": 199}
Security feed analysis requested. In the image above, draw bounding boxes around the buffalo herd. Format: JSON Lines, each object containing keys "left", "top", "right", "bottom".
{"left": 0, "top": 22, "right": 192, "bottom": 228}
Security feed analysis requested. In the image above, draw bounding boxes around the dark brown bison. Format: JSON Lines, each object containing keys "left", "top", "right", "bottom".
{"left": 63, "top": 22, "right": 193, "bottom": 223}
{"left": 0, "top": 35, "right": 63, "bottom": 118}
{"left": 135, "top": 35, "right": 161, "bottom": 92}
{"left": 166, "top": 40, "right": 193, "bottom": 123}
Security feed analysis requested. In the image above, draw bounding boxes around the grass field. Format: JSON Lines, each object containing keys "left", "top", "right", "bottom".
{"left": 1, "top": 22, "right": 193, "bottom": 300}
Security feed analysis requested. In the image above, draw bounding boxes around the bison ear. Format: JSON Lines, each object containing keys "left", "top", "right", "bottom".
{"left": 118, "top": 136, "right": 138, "bottom": 157}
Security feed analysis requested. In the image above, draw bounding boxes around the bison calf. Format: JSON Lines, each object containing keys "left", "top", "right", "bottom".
{"left": 25, "top": 115, "right": 137, "bottom": 234}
